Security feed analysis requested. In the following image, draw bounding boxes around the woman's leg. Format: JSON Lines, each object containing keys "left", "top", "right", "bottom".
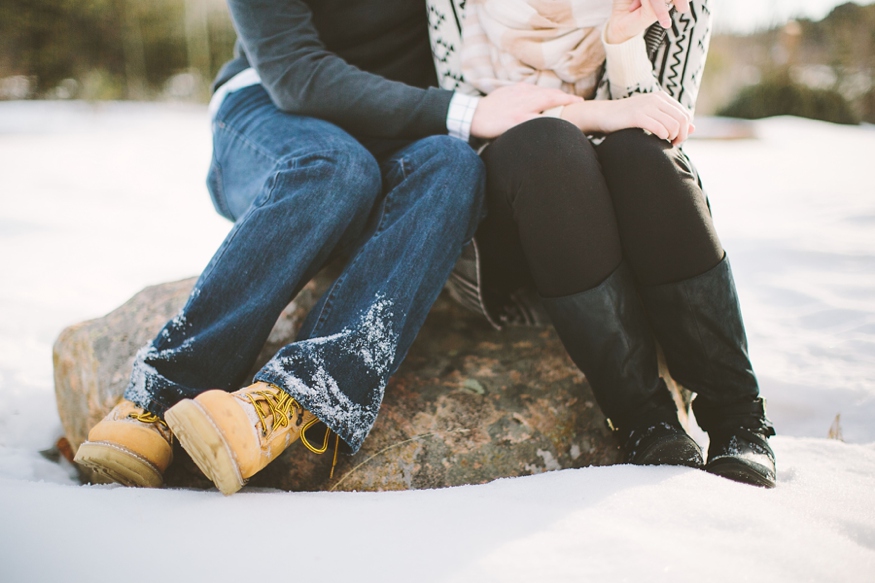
{"left": 479, "top": 118, "right": 702, "bottom": 467}
{"left": 597, "top": 129, "right": 776, "bottom": 487}
{"left": 479, "top": 119, "right": 621, "bottom": 297}
{"left": 595, "top": 128, "right": 722, "bottom": 286}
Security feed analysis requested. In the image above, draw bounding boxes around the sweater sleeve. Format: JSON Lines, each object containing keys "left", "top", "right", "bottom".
{"left": 596, "top": 0, "right": 712, "bottom": 114}
{"left": 226, "top": 0, "right": 454, "bottom": 139}
{"left": 602, "top": 28, "right": 660, "bottom": 99}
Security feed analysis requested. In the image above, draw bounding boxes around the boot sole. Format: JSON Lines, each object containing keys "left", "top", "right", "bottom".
{"left": 707, "top": 458, "right": 776, "bottom": 488}
{"left": 634, "top": 437, "right": 703, "bottom": 468}
{"left": 165, "top": 399, "right": 245, "bottom": 496}
{"left": 74, "top": 441, "right": 163, "bottom": 488}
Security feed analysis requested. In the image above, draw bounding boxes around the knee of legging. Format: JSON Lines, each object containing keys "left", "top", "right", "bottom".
{"left": 599, "top": 129, "right": 707, "bottom": 208}
{"left": 493, "top": 117, "right": 592, "bottom": 167}
{"left": 486, "top": 117, "right": 599, "bottom": 206}
{"left": 598, "top": 128, "right": 680, "bottom": 177}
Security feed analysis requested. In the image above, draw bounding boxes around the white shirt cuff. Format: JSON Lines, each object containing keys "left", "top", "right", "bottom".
{"left": 602, "top": 28, "right": 657, "bottom": 94}
{"left": 446, "top": 92, "right": 480, "bottom": 142}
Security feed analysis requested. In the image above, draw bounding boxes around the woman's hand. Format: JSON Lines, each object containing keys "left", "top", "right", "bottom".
{"left": 605, "top": 0, "right": 691, "bottom": 45}
{"left": 561, "top": 92, "right": 694, "bottom": 146}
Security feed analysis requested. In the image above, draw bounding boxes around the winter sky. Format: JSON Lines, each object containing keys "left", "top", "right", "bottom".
{"left": 713, "top": 0, "right": 874, "bottom": 31}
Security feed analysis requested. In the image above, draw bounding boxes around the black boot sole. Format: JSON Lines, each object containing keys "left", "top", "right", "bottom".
{"left": 631, "top": 434, "right": 704, "bottom": 468}
{"left": 706, "top": 458, "right": 776, "bottom": 488}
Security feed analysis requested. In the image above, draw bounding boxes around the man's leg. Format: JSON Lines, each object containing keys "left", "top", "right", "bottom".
{"left": 75, "top": 86, "right": 386, "bottom": 487}
{"left": 162, "top": 134, "right": 485, "bottom": 494}
{"left": 254, "top": 134, "right": 486, "bottom": 453}
{"left": 125, "top": 86, "right": 385, "bottom": 416}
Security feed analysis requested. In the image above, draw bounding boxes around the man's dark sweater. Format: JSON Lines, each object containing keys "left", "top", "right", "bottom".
{"left": 215, "top": 0, "right": 455, "bottom": 139}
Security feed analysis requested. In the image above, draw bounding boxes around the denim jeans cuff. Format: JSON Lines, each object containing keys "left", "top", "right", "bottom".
{"left": 255, "top": 368, "right": 380, "bottom": 455}
{"left": 123, "top": 353, "right": 200, "bottom": 419}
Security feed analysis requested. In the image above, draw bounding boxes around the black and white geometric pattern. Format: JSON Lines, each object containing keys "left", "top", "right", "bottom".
{"left": 426, "top": 0, "right": 711, "bottom": 113}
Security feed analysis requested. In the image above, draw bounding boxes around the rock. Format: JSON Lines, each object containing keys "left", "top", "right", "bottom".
{"left": 54, "top": 272, "right": 688, "bottom": 492}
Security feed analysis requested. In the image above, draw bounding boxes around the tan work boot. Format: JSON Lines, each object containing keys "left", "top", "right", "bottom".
{"left": 74, "top": 399, "right": 174, "bottom": 488}
{"left": 165, "top": 381, "right": 331, "bottom": 495}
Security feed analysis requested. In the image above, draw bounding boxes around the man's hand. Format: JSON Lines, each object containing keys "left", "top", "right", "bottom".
{"left": 470, "top": 84, "right": 583, "bottom": 139}
{"left": 605, "top": 0, "right": 691, "bottom": 45}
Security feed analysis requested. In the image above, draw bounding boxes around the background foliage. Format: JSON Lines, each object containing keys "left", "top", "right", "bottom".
{"left": 0, "top": 0, "right": 873, "bottom": 124}
{"left": 703, "top": 2, "right": 875, "bottom": 123}
{"left": 0, "top": 0, "right": 235, "bottom": 100}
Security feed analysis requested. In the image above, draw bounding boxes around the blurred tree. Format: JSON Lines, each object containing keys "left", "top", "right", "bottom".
{"left": 718, "top": 74, "right": 860, "bottom": 125}
{"left": 0, "top": 0, "right": 235, "bottom": 100}
{"left": 701, "top": 3, "right": 875, "bottom": 122}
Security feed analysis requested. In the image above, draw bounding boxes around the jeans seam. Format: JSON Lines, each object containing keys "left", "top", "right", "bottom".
{"left": 209, "top": 158, "right": 234, "bottom": 220}
{"left": 216, "top": 119, "right": 281, "bottom": 165}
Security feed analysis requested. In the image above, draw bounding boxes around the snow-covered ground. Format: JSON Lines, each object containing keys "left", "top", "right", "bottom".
{"left": 0, "top": 102, "right": 873, "bottom": 581}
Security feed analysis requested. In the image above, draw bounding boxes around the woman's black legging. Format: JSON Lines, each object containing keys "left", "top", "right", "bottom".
{"left": 477, "top": 118, "right": 724, "bottom": 298}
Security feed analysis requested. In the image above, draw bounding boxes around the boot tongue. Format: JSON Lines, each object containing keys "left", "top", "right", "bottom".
{"left": 256, "top": 398, "right": 277, "bottom": 435}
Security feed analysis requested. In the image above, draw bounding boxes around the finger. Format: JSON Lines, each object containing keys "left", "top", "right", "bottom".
{"left": 673, "top": 0, "right": 691, "bottom": 14}
{"left": 649, "top": 109, "right": 681, "bottom": 142}
{"left": 656, "top": 92, "right": 692, "bottom": 124}
{"left": 674, "top": 118, "right": 689, "bottom": 145}
{"left": 645, "top": 0, "right": 673, "bottom": 28}
{"left": 678, "top": 122, "right": 696, "bottom": 145}
{"left": 638, "top": 114, "right": 671, "bottom": 141}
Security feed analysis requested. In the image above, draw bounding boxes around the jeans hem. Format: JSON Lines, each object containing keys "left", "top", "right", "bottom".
{"left": 255, "top": 368, "right": 379, "bottom": 455}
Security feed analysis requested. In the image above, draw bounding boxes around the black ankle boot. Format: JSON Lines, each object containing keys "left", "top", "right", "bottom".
{"left": 620, "top": 388, "right": 703, "bottom": 468}
{"left": 639, "top": 254, "right": 777, "bottom": 486}
{"left": 540, "top": 262, "right": 701, "bottom": 468}
{"left": 695, "top": 397, "right": 777, "bottom": 488}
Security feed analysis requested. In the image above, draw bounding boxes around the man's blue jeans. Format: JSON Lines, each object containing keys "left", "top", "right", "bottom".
{"left": 124, "top": 85, "right": 485, "bottom": 453}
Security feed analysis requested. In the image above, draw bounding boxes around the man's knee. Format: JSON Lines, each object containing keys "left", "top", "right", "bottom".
{"left": 414, "top": 135, "right": 483, "bottom": 183}
{"left": 397, "top": 135, "right": 486, "bottom": 239}
{"left": 269, "top": 142, "right": 383, "bottom": 214}
{"left": 407, "top": 135, "right": 485, "bottom": 204}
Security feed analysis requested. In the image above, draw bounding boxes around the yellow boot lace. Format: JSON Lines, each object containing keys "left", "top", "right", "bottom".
{"left": 127, "top": 409, "right": 173, "bottom": 442}
{"left": 246, "top": 388, "right": 342, "bottom": 479}
{"left": 300, "top": 417, "right": 341, "bottom": 480}
{"left": 246, "top": 388, "right": 299, "bottom": 437}
{"left": 128, "top": 410, "right": 170, "bottom": 430}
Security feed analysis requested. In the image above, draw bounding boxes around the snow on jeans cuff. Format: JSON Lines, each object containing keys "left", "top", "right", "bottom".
{"left": 254, "top": 295, "right": 401, "bottom": 454}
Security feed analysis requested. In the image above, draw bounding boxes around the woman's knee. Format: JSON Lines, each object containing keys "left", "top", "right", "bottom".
{"left": 485, "top": 117, "right": 603, "bottom": 212}
{"left": 598, "top": 129, "right": 684, "bottom": 181}
{"left": 489, "top": 117, "right": 593, "bottom": 171}
{"left": 599, "top": 128, "right": 705, "bottom": 206}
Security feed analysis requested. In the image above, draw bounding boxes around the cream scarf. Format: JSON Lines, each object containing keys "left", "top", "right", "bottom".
{"left": 461, "top": 0, "right": 614, "bottom": 98}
